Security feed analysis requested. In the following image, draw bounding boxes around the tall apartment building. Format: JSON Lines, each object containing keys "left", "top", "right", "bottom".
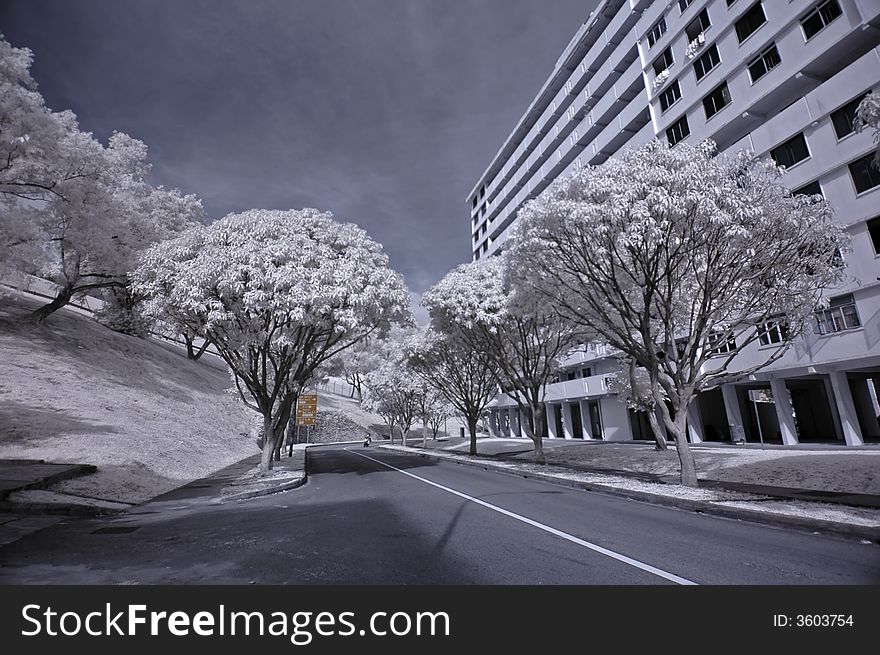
{"left": 476, "top": 0, "right": 880, "bottom": 447}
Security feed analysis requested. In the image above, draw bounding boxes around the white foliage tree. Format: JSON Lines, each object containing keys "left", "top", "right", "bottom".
{"left": 855, "top": 90, "right": 880, "bottom": 165}
{"left": 330, "top": 336, "right": 386, "bottom": 399}
{"left": 423, "top": 255, "right": 579, "bottom": 463}
{"left": 133, "top": 208, "right": 412, "bottom": 473}
{"left": 509, "top": 139, "right": 849, "bottom": 486}
{"left": 405, "top": 328, "right": 500, "bottom": 457}
{"left": 0, "top": 35, "right": 105, "bottom": 276}
{"left": 31, "top": 132, "right": 205, "bottom": 322}
{"left": 362, "top": 360, "right": 423, "bottom": 444}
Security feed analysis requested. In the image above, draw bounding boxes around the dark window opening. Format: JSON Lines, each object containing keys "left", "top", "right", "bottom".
{"left": 694, "top": 44, "right": 720, "bottom": 81}
{"left": 748, "top": 44, "right": 781, "bottom": 82}
{"left": 867, "top": 217, "right": 880, "bottom": 255}
{"left": 653, "top": 47, "right": 674, "bottom": 76}
{"left": 831, "top": 93, "right": 869, "bottom": 139}
{"left": 648, "top": 17, "right": 667, "bottom": 48}
{"left": 849, "top": 154, "right": 880, "bottom": 194}
{"left": 770, "top": 133, "right": 810, "bottom": 169}
{"left": 793, "top": 180, "right": 823, "bottom": 197}
{"left": 703, "top": 82, "right": 731, "bottom": 119}
{"left": 735, "top": 2, "right": 767, "bottom": 43}
{"left": 686, "top": 9, "right": 711, "bottom": 42}
{"left": 801, "top": 0, "right": 843, "bottom": 40}
{"left": 815, "top": 294, "right": 861, "bottom": 335}
{"left": 666, "top": 115, "right": 691, "bottom": 146}
{"left": 659, "top": 80, "right": 681, "bottom": 113}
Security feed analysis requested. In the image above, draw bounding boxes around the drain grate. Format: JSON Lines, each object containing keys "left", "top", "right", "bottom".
{"left": 91, "top": 526, "right": 140, "bottom": 535}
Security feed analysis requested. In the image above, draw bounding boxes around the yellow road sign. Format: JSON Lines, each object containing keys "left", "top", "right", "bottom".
{"left": 296, "top": 394, "right": 318, "bottom": 426}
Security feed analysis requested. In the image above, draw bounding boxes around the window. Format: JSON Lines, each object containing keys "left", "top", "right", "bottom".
{"left": 793, "top": 180, "right": 823, "bottom": 197}
{"left": 831, "top": 93, "right": 869, "bottom": 139}
{"left": 581, "top": 367, "right": 593, "bottom": 378}
{"left": 703, "top": 82, "right": 731, "bottom": 119}
{"left": 815, "top": 295, "right": 861, "bottom": 335}
{"left": 747, "top": 44, "right": 781, "bottom": 83}
{"left": 647, "top": 16, "right": 667, "bottom": 48}
{"left": 659, "top": 80, "right": 681, "bottom": 113}
{"left": 686, "top": 9, "right": 711, "bottom": 42}
{"left": 653, "top": 47, "right": 674, "bottom": 76}
{"left": 694, "top": 44, "right": 720, "bottom": 81}
{"left": 565, "top": 371, "right": 578, "bottom": 381}
{"left": 801, "top": 0, "right": 843, "bottom": 40}
{"left": 707, "top": 331, "right": 736, "bottom": 356}
{"left": 666, "top": 115, "right": 690, "bottom": 146}
{"left": 758, "top": 319, "right": 789, "bottom": 346}
{"left": 480, "top": 185, "right": 486, "bottom": 198}
{"left": 472, "top": 197, "right": 478, "bottom": 209}
{"left": 849, "top": 153, "right": 880, "bottom": 193}
{"left": 726, "top": 0, "right": 738, "bottom": 6}
{"left": 770, "top": 133, "right": 810, "bottom": 169}
{"left": 735, "top": 3, "right": 767, "bottom": 43}
{"left": 679, "top": 0, "right": 695, "bottom": 12}
{"left": 867, "top": 217, "right": 880, "bottom": 255}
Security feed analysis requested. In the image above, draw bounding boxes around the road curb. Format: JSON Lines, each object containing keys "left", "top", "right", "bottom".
{"left": 220, "top": 448, "right": 310, "bottom": 502}
{"left": 382, "top": 446, "right": 880, "bottom": 542}
{"left": 0, "top": 499, "right": 128, "bottom": 517}
{"left": 221, "top": 475, "right": 307, "bottom": 502}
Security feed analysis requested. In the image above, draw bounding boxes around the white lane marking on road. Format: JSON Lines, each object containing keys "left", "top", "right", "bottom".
{"left": 348, "top": 449, "right": 697, "bottom": 586}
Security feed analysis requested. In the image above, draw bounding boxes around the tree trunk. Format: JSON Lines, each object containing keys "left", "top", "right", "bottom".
{"left": 183, "top": 332, "right": 195, "bottom": 359}
{"left": 423, "top": 419, "right": 428, "bottom": 449}
{"left": 670, "top": 410, "right": 698, "bottom": 487}
{"left": 259, "top": 413, "right": 276, "bottom": 474}
{"left": 192, "top": 340, "right": 209, "bottom": 361}
{"left": 529, "top": 403, "right": 547, "bottom": 465}
{"left": 31, "top": 284, "right": 74, "bottom": 323}
{"left": 647, "top": 410, "right": 668, "bottom": 451}
{"left": 467, "top": 416, "right": 478, "bottom": 456}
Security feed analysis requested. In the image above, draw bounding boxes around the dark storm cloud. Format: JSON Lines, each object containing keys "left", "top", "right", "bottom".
{"left": 1, "top": 0, "right": 597, "bottom": 293}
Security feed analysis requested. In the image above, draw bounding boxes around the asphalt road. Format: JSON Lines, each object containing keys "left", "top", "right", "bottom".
{"left": 0, "top": 444, "right": 878, "bottom": 584}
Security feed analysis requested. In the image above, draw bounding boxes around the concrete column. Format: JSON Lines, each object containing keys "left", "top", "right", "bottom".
{"left": 512, "top": 408, "right": 523, "bottom": 438}
{"left": 686, "top": 401, "right": 704, "bottom": 444}
{"left": 821, "top": 376, "right": 845, "bottom": 441}
{"left": 828, "top": 370, "right": 864, "bottom": 446}
{"left": 561, "top": 403, "right": 574, "bottom": 439}
{"left": 547, "top": 404, "right": 559, "bottom": 439}
{"left": 520, "top": 408, "right": 532, "bottom": 439}
{"left": 721, "top": 384, "right": 746, "bottom": 444}
{"left": 488, "top": 411, "right": 500, "bottom": 438}
{"left": 579, "top": 400, "right": 594, "bottom": 439}
{"left": 770, "top": 378, "right": 799, "bottom": 446}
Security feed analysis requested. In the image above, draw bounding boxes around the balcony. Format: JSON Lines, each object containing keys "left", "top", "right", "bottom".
{"left": 545, "top": 374, "right": 616, "bottom": 401}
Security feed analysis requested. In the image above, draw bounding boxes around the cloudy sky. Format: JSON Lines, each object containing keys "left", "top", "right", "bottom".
{"left": 1, "top": 0, "right": 596, "bottom": 295}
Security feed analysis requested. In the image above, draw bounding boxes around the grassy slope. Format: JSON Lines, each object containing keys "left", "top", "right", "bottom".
{"left": 0, "top": 291, "right": 256, "bottom": 503}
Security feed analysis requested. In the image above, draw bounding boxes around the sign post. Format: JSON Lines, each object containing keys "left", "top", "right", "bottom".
{"left": 295, "top": 394, "right": 318, "bottom": 446}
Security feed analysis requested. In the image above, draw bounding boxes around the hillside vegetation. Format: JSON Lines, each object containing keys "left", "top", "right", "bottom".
{"left": 0, "top": 290, "right": 256, "bottom": 503}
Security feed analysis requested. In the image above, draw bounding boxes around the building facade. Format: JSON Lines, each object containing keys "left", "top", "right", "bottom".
{"left": 475, "top": 0, "right": 880, "bottom": 446}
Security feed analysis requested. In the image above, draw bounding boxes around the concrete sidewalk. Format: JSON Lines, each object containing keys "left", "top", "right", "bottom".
{"left": 0, "top": 446, "right": 312, "bottom": 548}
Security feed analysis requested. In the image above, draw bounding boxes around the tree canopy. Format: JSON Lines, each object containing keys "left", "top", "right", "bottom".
{"left": 509, "top": 139, "right": 849, "bottom": 484}
{"left": 133, "top": 208, "right": 412, "bottom": 472}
